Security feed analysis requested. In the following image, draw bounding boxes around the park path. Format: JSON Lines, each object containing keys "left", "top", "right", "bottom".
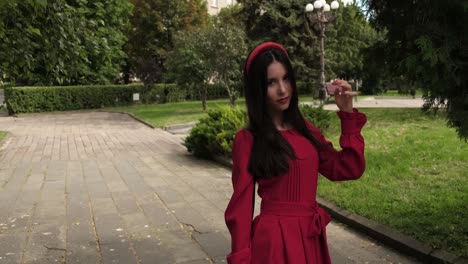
{"left": 0, "top": 111, "right": 421, "bottom": 263}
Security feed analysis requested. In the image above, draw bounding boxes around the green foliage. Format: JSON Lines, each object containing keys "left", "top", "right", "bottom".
{"left": 217, "top": 3, "right": 246, "bottom": 30}
{"left": 299, "top": 104, "right": 331, "bottom": 132}
{"left": 327, "top": 3, "right": 380, "bottom": 79}
{"left": 168, "top": 19, "right": 247, "bottom": 109}
{"left": 365, "top": 0, "right": 468, "bottom": 139}
{"left": 238, "top": 0, "right": 379, "bottom": 82}
{"left": 125, "top": 0, "right": 209, "bottom": 83}
{"left": 0, "top": 0, "right": 132, "bottom": 86}
{"left": 3, "top": 84, "right": 188, "bottom": 114}
{"left": 204, "top": 18, "right": 248, "bottom": 106}
{"left": 184, "top": 107, "right": 247, "bottom": 159}
{"left": 297, "top": 81, "right": 319, "bottom": 97}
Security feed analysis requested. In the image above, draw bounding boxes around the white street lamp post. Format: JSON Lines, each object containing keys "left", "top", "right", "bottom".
{"left": 305, "top": 0, "right": 340, "bottom": 104}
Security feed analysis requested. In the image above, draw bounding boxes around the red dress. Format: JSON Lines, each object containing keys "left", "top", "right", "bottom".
{"left": 225, "top": 109, "right": 367, "bottom": 264}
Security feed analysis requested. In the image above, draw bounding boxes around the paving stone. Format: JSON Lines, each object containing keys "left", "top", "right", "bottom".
{"left": 139, "top": 202, "right": 182, "bottom": 232}
{"left": 211, "top": 255, "right": 228, "bottom": 264}
{"left": 167, "top": 203, "right": 213, "bottom": 234}
{"left": 66, "top": 223, "right": 101, "bottom": 264}
{"left": 157, "top": 229, "right": 208, "bottom": 263}
{"left": 192, "top": 232, "right": 230, "bottom": 260}
{"left": 0, "top": 233, "right": 27, "bottom": 264}
{"left": 178, "top": 258, "right": 212, "bottom": 264}
{"left": 22, "top": 223, "right": 67, "bottom": 264}
{"left": 131, "top": 237, "right": 173, "bottom": 264}
{"left": 99, "top": 242, "right": 137, "bottom": 264}
{"left": 112, "top": 192, "right": 141, "bottom": 216}
{"left": 90, "top": 198, "right": 119, "bottom": 217}
{"left": 153, "top": 186, "right": 185, "bottom": 206}
{"left": 120, "top": 213, "right": 152, "bottom": 239}
{"left": 86, "top": 180, "right": 111, "bottom": 201}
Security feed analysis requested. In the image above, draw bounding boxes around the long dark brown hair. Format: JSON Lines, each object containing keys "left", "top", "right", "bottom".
{"left": 244, "top": 48, "right": 322, "bottom": 179}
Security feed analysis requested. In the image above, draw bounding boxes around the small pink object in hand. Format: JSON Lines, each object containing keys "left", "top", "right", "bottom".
{"left": 326, "top": 83, "right": 341, "bottom": 95}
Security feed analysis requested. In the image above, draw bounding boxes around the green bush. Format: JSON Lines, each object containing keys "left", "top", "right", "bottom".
{"left": 299, "top": 104, "right": 331, "bottom": 133}
{"left": 184, "top": 107, "right": 247, "bottom": 159}
{"left": 4, "top": 83, "right": 188, "bottom": 114}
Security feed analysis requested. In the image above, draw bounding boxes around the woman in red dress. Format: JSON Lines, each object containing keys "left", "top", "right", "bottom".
{"left": 224, "top": 42, "right": 367, "bottom": 264}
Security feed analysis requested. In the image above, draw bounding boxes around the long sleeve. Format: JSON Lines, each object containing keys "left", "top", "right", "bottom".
{"left": 308, "top": 108, "right": 367, "bottom": 181}
{"left": 225, "top": 130, "right": 255, "bottom": 264}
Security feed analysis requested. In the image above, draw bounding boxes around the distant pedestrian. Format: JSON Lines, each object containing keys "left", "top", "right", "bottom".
{"left": 225, "top": 42, "right": 367, "bottom": 264}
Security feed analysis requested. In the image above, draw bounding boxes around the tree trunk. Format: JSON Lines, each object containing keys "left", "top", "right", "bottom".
{"left": 202, "top": 85, "right": 207, "bottom": 111}
{"left": 227, "top": 87, "right": 236, "bottom": 108}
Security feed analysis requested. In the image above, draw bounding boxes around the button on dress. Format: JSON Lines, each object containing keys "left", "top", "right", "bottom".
{"left": 225, "top": 109, "right": 367, "bottom": 264}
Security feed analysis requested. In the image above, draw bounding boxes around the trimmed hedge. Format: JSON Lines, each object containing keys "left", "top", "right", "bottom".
{"left": 4, "top": 83, "right": 192, "bottom": 114}
{"left": 5, "top": 84, "right": 145, "bottom": 114}
{"left": 4, "top": 81, "right": 318, "bottom": 114}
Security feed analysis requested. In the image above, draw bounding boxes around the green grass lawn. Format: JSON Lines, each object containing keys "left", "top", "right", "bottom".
{"left": 319, "top": 108, "right": 468, "bottom": 257}
{"left": 104, "top": 99, "right": 246, "bottom": 127}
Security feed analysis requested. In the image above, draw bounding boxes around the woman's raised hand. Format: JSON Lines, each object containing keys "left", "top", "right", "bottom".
{"left": 332, "top": 80, "right": 357, "bottom": 113}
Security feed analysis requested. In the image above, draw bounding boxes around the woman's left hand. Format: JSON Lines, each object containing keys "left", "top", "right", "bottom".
{"left": 332, "top": 80, "right": 357, "bottom": 113}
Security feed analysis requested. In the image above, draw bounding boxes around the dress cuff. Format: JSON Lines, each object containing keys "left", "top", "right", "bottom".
{"left": 337, "top": 108, "right": 367, "bottom": 134}
{"left": 227, "top": 247, "right": 251, "bottom": 264}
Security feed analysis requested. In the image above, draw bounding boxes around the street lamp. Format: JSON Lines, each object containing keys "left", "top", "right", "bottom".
{"left": 305, "top": 0, "right": 340, "bottom": 104}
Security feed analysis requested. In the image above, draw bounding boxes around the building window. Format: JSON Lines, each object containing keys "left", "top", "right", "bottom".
{"left": 211, "top": 0, "right": 217, "bottom": 7}
{"left": 227, "top": 0, "right": 232, "bottom": 5}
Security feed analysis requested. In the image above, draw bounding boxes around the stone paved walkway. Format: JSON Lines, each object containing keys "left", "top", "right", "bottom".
{"left": 0, "top": 112, "right": 421, "bottom": 263}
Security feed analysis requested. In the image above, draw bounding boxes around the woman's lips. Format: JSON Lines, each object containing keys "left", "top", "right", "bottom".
{"left": 277, "top": 97, "right": 289, "bottom": 104}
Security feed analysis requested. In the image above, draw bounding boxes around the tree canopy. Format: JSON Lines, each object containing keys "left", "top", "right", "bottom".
{"left": 365, "top": 0, "right": 468, "bottom": 139}
{"left": 168, "top": 18, "right": 247, "bottom": 110}
{"left": 237, "top": 0, "right": 379, "bottom": 87}
{"left": 125, "top": 0, "right": 209, "bottom": 84}
{"left": 0, "top": 0, "right": 132, "bottom": 86}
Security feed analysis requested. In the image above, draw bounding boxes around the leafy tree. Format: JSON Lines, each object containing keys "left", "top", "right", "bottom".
{"left": 238, "top": 0, "right": 319, "bottom": 82}
{"left": 217, "top": 3, "right": 246, "bottom": 30}
{"left": 125, "top": 0, "right": 209, "bottom": 84}
{"left": 237, "top": 0, "right": 379, "bottom": 92}
{"left": 0, "top": 0, "right": 131, "bottom": 86}
{"left": 0, "top": 1, "right": 83, "bottom": 85}
{"left": 168, "top": 30, "right": 210, "bottom": 110}
{"left": 204, "top": 18, "right": 247, "bottom": 107}
{"left": 365, "top": 0, "right": 468, "bottom": 139}
{"left": 326, "top": 3, "right": 380, "bottom": 80}
{"left": 168, "top": 19, "right": 247, "bottom": 110}
{"left": 70, "top": 0, "right": 133, "bottom": 84}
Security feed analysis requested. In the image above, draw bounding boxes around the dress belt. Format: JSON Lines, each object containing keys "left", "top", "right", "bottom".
{"left": 259, "top": 200, "right": 332, "bottom": 238}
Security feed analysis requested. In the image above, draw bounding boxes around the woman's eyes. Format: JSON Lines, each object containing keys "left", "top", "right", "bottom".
{"left": 268, "top": 76, "right": 289, "bottom": 86}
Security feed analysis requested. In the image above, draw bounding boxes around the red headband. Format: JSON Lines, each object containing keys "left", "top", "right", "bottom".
{"left": 245, "top": 42, "right": 289, "bottom": 74}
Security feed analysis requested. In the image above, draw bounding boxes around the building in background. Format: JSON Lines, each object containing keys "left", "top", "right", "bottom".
{"left": 207, "top": 0, "right": 236, "bottom": 15}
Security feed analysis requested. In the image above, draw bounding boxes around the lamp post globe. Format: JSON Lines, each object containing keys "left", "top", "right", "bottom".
{"left": 313, "top": 0, "right": 323, "bottom": 9}
{"left": 331, "top": 1, "right": 339, "bottom": 10}
{"left": 305, "top": 3, "right": 314, "bottom": 12}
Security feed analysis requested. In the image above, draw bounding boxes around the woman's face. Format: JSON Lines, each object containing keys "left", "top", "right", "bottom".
{"left": 265, "top": 61, "right": 292, "bottom": 116}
